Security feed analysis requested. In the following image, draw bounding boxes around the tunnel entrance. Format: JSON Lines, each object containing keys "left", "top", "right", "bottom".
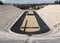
{"left": 10, "top": 11, "right": 50, "bottom": 36}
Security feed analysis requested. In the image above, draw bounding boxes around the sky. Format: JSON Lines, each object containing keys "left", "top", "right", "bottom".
{"left": 0, "top": 0, "right": 56, "bottom": 4}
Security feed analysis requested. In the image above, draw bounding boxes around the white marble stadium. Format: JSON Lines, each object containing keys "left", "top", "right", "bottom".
{"left": 0, "top": 5, "right": 60, "bottom": 43}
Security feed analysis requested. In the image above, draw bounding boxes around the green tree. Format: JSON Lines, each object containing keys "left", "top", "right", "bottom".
{"left": 0, "top": 1, "right": 3, "bottom": 5}
{"left": 54, "top": 0, "right": 60, "bottom": 4}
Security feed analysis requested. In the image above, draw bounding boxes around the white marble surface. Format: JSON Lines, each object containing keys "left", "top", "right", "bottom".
{"left": 0, "top": 5, "right": 60, "bottom": 43}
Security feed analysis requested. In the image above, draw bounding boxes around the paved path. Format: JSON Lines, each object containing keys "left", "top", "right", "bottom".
{"left": 20, "top": 12, "right": 40, "bottom": 32}
{"left": 11, "top": 11, "right": 50, "bottom": 36}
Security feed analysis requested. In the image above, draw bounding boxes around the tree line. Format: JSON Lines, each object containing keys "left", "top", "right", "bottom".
{"left": 0, "top": 1, "right": 3, "bottom": 5}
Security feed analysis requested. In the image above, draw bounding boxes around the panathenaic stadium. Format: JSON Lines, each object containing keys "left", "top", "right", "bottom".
{"left": 0, "top": 5, "right": 60, "bottom": 43}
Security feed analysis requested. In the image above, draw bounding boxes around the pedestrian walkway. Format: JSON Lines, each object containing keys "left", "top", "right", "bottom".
{"left": 11, "top": 11, "right": 50, "bottom": 36}
{"left": 20, "top": 13, "right": 40, "bottom": 32}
